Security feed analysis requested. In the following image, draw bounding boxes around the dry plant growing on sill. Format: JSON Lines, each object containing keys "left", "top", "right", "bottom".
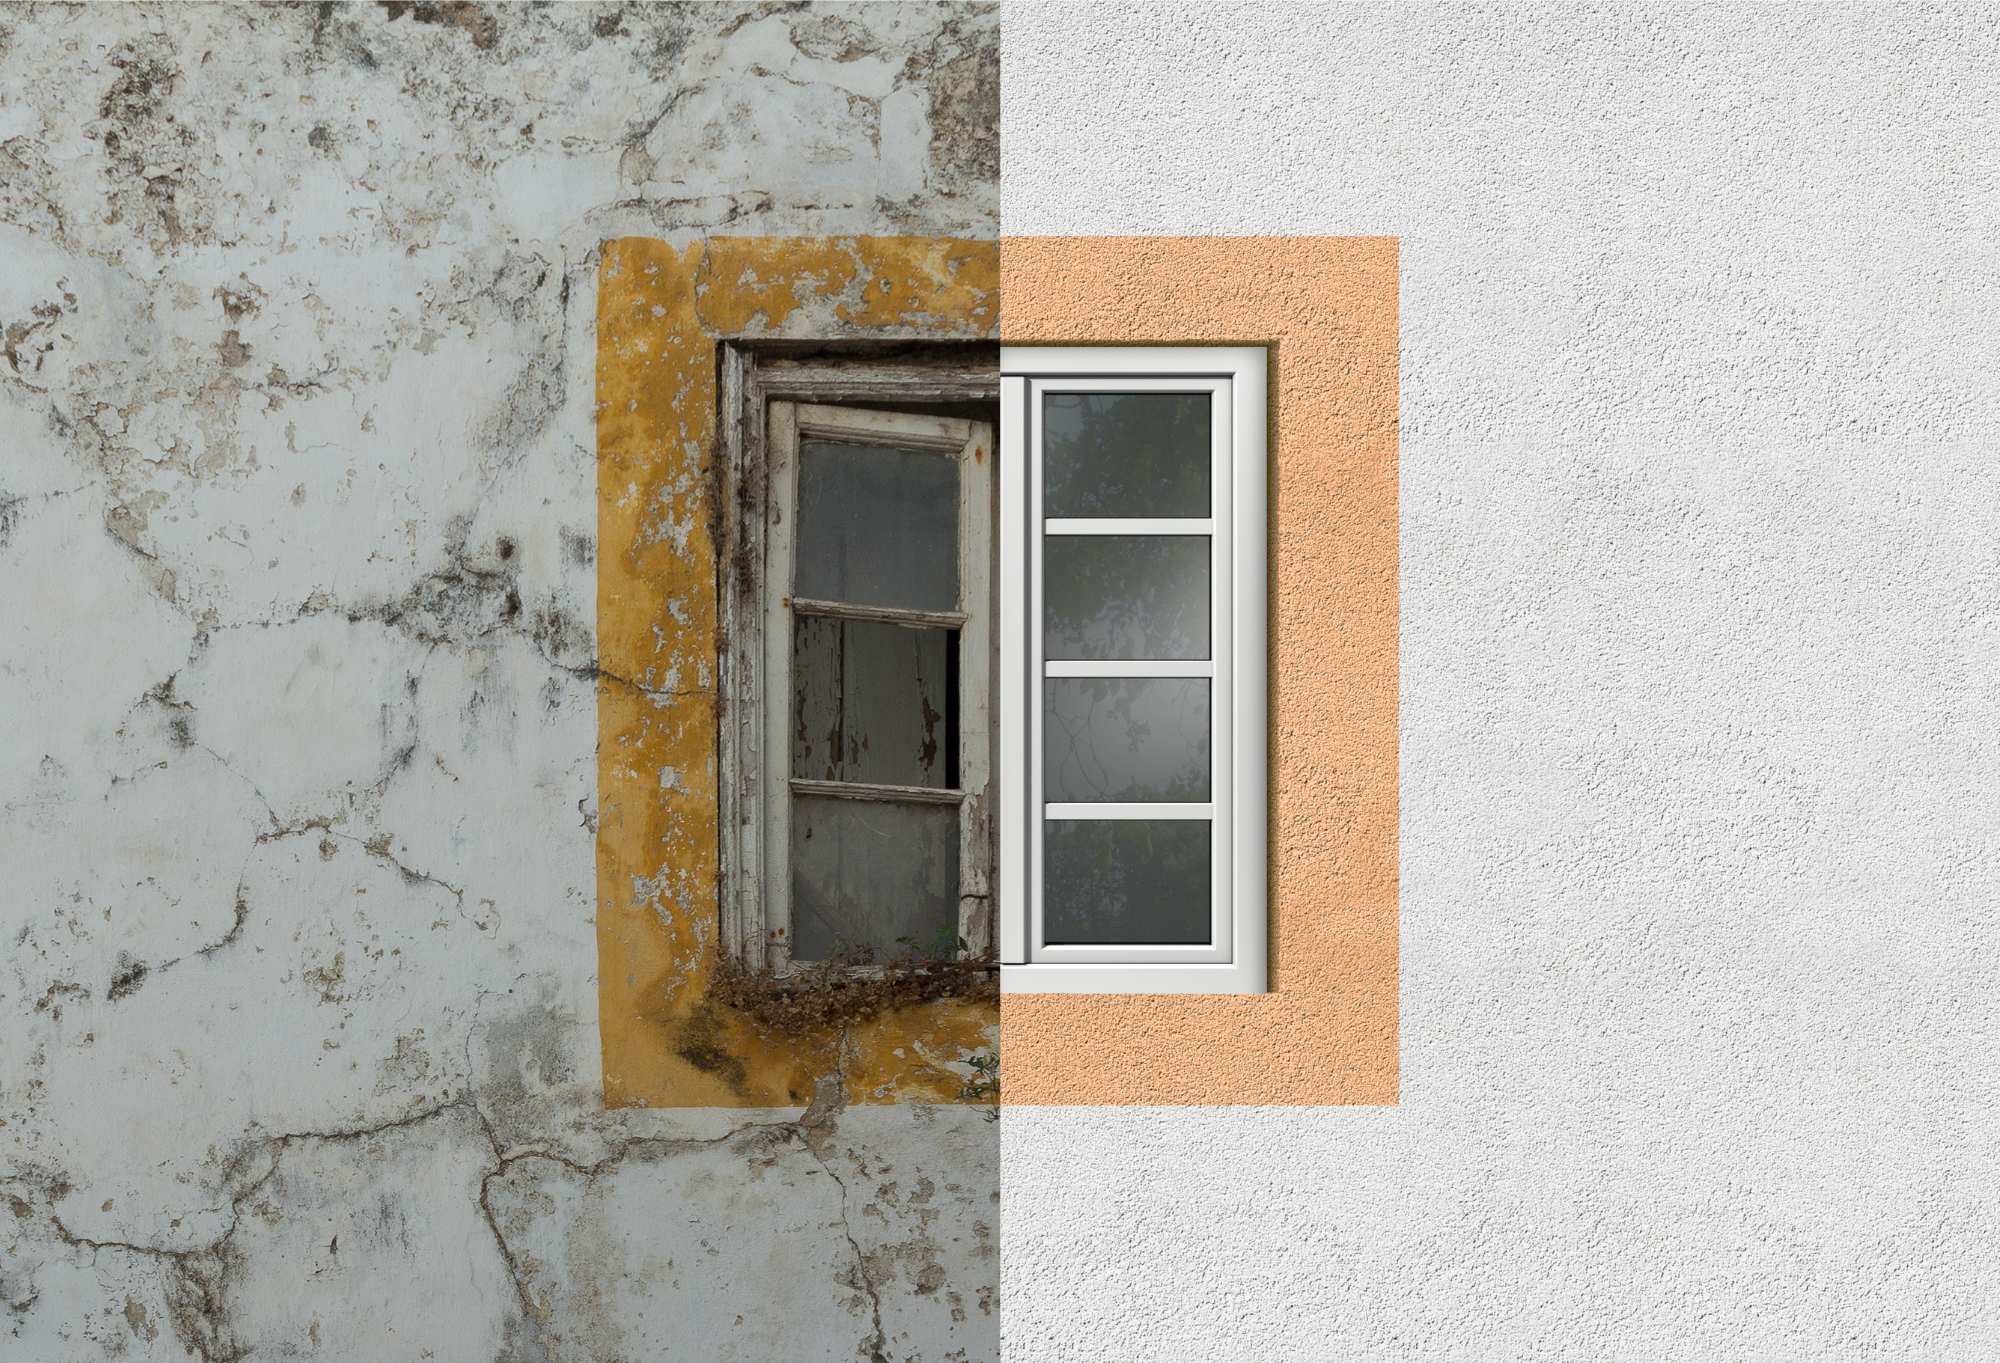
{"left": 707, "top": 925, "right": 999, "bottom": 1033}
{"left": 959, "top": 1051, "right": 1000, "bottom": 1121}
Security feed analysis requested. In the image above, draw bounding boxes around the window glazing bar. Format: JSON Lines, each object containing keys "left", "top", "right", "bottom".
{"left": 1042, "top": 660, "right": 1215, "bottom": 679}
{"left": 1043, "top": 518, "right": 1215, "bottom": 536}
{"left": 789, "top": 777, "right": 965, "bottom": 805}
{"left": 789, "top": 597, "right": 967, "bottom": 629}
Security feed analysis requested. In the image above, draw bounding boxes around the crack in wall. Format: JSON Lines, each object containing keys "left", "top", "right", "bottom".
{"left": 470, "top": 1108, "right": 854, "bottom": 1359}
{"left": 805, "top": 1142, "right": 891, "bottom": 1362}
{"left": 38, "top": 1097, "right": 493, "bottom": 1360}
{"left": 794, "top": 1055, "right": 891, "bottom": 1363}
{"left": 2, "top": 1, "right": 1000, "bottom": 1352}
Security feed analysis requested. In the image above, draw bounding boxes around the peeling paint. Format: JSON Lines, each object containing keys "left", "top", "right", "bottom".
{"left": 595, "top": 235, "right": 999, "bottom": 1109}
{"left": 3, "top": 2, "right": 996, "bottom": 1353}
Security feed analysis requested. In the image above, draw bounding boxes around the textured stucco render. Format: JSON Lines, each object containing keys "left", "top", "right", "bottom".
{"left": 1000, "top": 237, "right": 1399, "bottom": 1105}
{"left": 1003, "top": 4, "right": 2000, "bottom": 1360}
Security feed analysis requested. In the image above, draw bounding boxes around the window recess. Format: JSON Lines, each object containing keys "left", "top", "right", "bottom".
{"left": 719, "top": 348, "right": 998, "bottom": 975}
{"left": 998, "top": 348, "right": 1267, "bottom": 995}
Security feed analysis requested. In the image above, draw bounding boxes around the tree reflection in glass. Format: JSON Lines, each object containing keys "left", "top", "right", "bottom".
{"left": 1044, "top": 820, "right": 1211, "bottom": 944}
{"left": 1044, "top": 535, "right": 1209, "bottom": 660}
{"left": 1043, "top": 393, "right": 1210, "bottom": 518}
{"left": 1043, "top": 678, "right": 1209, "bottom": 803}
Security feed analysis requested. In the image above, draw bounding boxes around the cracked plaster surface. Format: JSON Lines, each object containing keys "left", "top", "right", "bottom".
{"left": 1, "top": 3, "right": 998, "bottom": 1358}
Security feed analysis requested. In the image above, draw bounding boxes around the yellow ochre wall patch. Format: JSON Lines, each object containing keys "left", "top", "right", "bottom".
{"left": 595, "top": 236, "right": 999, "bottom": 1108}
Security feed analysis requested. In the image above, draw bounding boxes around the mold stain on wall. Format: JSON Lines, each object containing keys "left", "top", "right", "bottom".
{"left": 595, "top": 235, "right": 1000, "bottom": 1109}
{"left": 1, "top": 3, "right": 1000, "bottom": 1355}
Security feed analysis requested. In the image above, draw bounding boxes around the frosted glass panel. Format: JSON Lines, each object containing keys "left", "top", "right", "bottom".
{"left": 1043, "top": 392, "right": 1210, "bottom": 518}
{"left": 791, "top": 796, "right": 958, "bottom": 961}
{"left": 1043, "top": 820, "right": 1211, "bottom": 945}
{"left": 1044, "top": 535, "right": 1209, "bottom": 660}
{"left": 796, "top": 441, "right": 958, "bottom": 612}
{"left": 794, "top": 618, "right": 956, "bottom": 788}
{"left": 1044, "top": 678, "right": 1210, "bottom": 802}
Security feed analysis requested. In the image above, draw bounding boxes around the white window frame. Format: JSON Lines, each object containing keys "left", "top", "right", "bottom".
{"left": 760, "top": 402, "right": 992, "bottom": 972}
{"left": 715, "top": 346, "right": 1001, "bottom": 977}
{"left": 998, "top": 347, "right": 1267, "bottom": 995}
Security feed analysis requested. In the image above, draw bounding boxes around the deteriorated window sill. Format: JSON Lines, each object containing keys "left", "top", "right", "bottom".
{"left": 708, "top": 955, "right": 1001, "bottom": 1030}
{"left": 761, "top": 961, "right": 1001, "bottom": 996}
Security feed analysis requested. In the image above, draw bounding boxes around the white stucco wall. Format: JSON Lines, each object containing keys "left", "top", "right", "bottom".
{"left": 1, "top": 4, "right": 997, "bottom": 1359}
{"left": 1002, "top": 4, "right": 2000, "bottom": 1359}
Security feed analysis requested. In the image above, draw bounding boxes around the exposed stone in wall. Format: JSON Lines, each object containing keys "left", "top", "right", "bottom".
{"left": 1, "top": 3, "right": 996, "bottom": 1356}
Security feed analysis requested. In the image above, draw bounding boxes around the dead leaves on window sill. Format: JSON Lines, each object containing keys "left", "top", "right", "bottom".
{"left": 706, "top": 946, "right": 999, "bottom": 1034}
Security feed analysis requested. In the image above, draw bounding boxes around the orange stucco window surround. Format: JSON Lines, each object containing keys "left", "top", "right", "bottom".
{"left": 1001, "top": 236, "right": 1400, "bottom": 1105}
{"left": 594, "top": 237, "right": 999, "bottom": 1109}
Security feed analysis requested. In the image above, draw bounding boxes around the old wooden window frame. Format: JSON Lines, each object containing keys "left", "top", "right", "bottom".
{"left": 998, "top": 346, "right": 1269, "bottom": 995}
{"left": 718, "top": 347, "right": 1000, "bottom": 973}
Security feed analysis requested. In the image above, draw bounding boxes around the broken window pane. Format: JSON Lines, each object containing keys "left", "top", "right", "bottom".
{"left": 791, "top": 795, "right": 960, "bottom": 961}
{"left": 796, "top": 440, "right": 959, "bottom": 612}
{"left": 793, "top": 617, "right": 957, "bottom": 789}
{"left": 1043, "top": 678, "right": 1210, "bottom": 802}
{"left": 1043, "top": 392, "right": 1210, "bottom": 519}
{"left": 1043, "top": 819, "right": 1211, "bottom": 945}
{"left": 1044, "top": 535, "right": 1209, "bottom": 660}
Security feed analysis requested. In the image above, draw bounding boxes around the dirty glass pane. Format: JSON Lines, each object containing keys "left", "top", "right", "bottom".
{"left": 1043, "top": 820, "right": 1211, "bottom": 945}
{"left": 793, "top": 618, "right": 956, "bottom": 789}
{"left": 796, "top": 441, "right": 959, "bottom": 613}
{"left": 791, "top": 796, "right": 959, "bottom": 961}
{"left": 1043, "top": 392, "right": 1210, "bottom": 519}
{"left": 1043, "top": 678, "right": 1210, "bottom": 802}
{"left": 1044, "top": 535, "right": 1209, "bottom": 660}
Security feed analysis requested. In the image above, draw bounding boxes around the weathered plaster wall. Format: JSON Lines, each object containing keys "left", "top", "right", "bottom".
{"left": 1004, "top": 4, "right": 2000, "bottom": 1360}
{"left": 0, "top": 3, "right": 997, "bottom": 1358}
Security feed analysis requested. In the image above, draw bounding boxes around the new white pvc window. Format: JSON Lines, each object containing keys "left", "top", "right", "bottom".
{"left": 998, "top": 348, "right": 1266, "bottom": 994}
